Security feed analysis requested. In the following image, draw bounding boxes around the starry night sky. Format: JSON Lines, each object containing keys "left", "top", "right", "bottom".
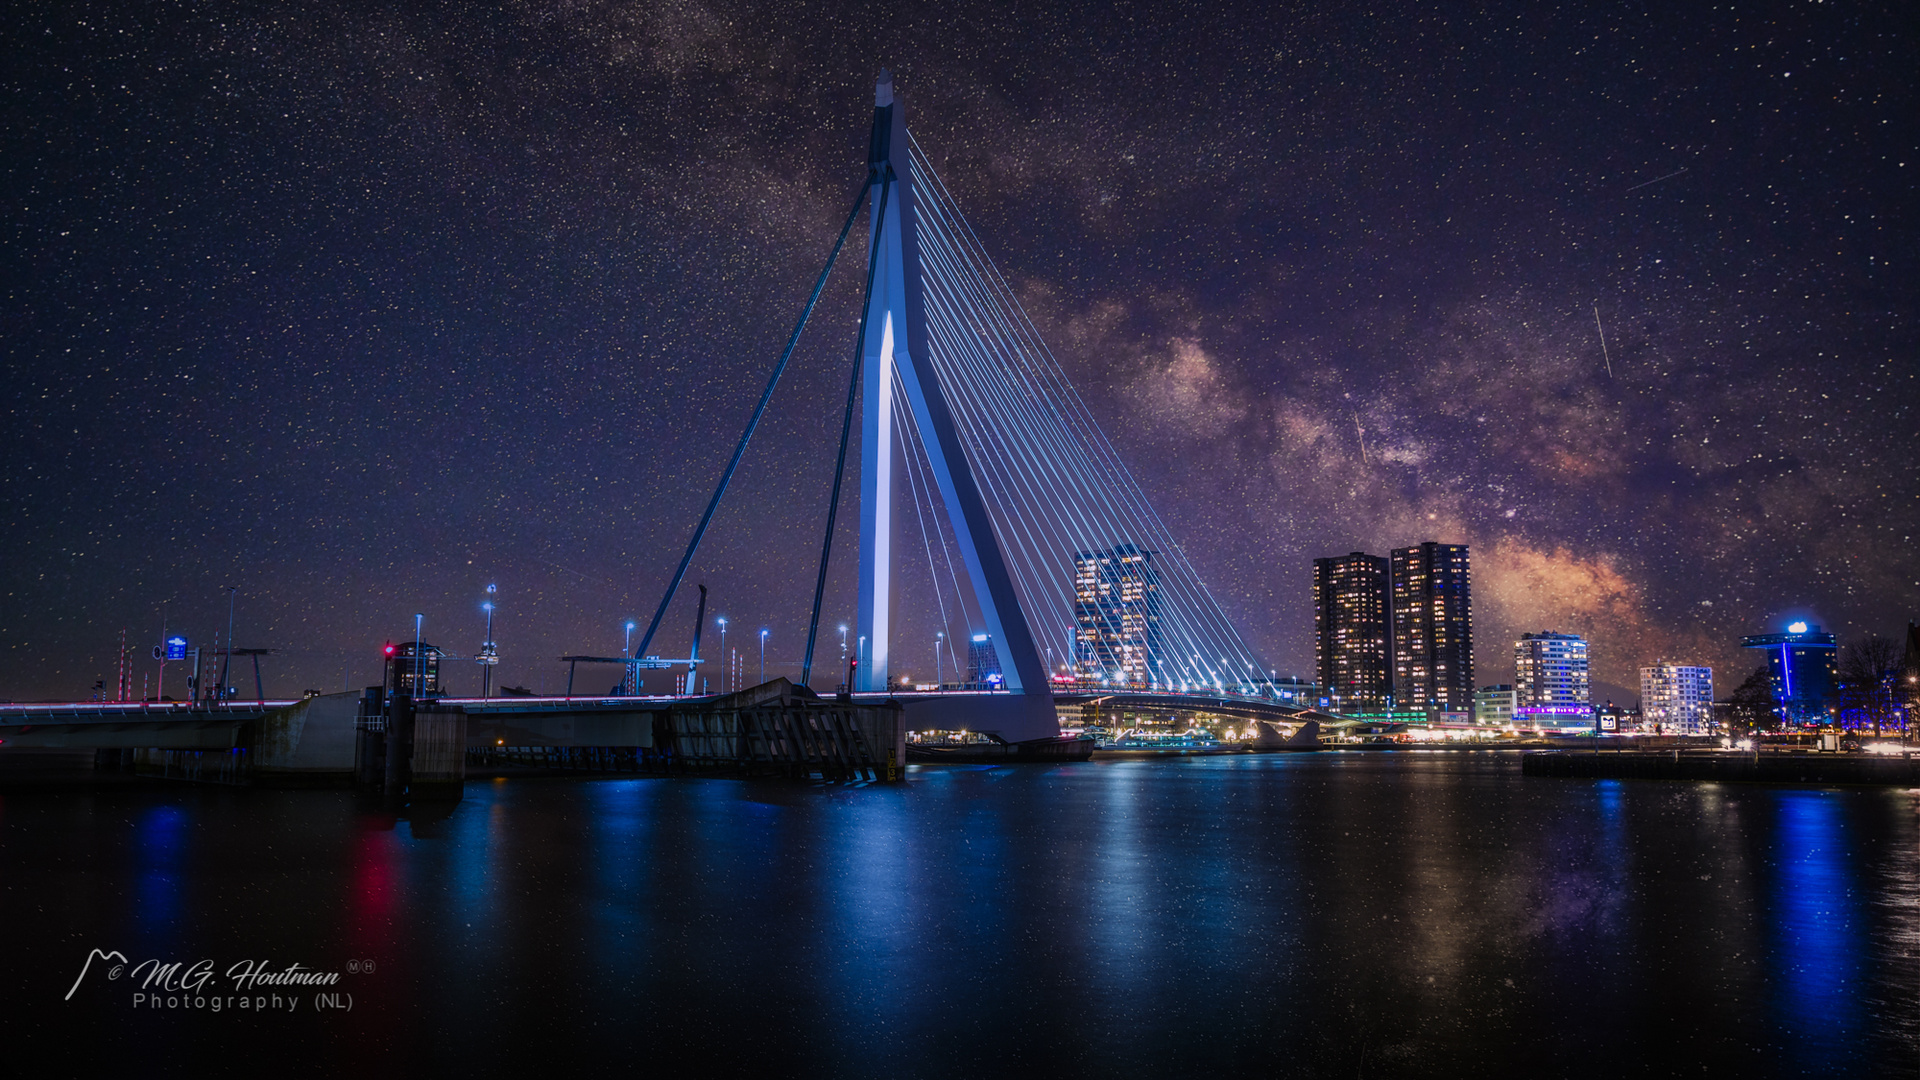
{"left": 3, "top": 1, "right": 1914, "bottom": 702}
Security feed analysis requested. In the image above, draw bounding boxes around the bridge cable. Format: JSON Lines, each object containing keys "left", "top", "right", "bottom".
{"left": 919, "top": 139, "right": 1265, "bottom": 688}
{"left": 906, "top": 137, "right": 1269, "bottom": 689}
{"left": 896, "top": 374, "right": 971, "bottom": 678}
{"left": 637, "top": 173, "right": 875, "bottom": 663}
{"left": 894, "top": 366, "right": 969, "bottom": 681}
{"left": 929, "top": 155, "right": 1267, "bottom": 688}
{"left": 800, "top": 168, "right": 890, "bottom": 688}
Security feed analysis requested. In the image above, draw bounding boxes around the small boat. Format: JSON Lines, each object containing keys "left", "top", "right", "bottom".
{"left": 1097, "top": 729, "right": 1226, "bottom": 753}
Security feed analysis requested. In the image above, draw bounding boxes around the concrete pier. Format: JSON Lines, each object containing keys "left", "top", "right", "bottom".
{"left": 464, "top": 679, "right": 905, "bottom": 784}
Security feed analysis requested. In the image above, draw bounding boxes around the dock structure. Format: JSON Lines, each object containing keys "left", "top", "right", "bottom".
{"left": 457, "top": 679, "right": 903, "bottom": 785}
{"left": 1523, "top": 749, "right": 1920, "bottom": 786}
{"left": 3, "top": 680, "right": 903, "bottom": 794}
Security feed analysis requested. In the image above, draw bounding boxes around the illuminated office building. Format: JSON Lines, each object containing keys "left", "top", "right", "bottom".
{"left": 1073, "top": 543, "right": 1161, "bottom": 688}
{"left": 1740, "top": 622, "right": 1837, "bottom": 724}
{"left": 1390, "top": 542, "right": 1474, "bottom": 712}
{"left": 1313, "top": 552, "right": 1391, "bottom": 710}
{"left": 1473, "top": 684, "right": 1516, "bottom": 726}
{"left": 1515, "top": 631, "right": 1590, "bottom": 707}
{"left": 1641, "top": 662, "right": 1714, "bottom": 735}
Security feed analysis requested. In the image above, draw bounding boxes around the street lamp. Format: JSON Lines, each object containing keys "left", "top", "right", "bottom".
{"left": 717, "top": 617, "right": 728, "bottom": 693}
{"left": 936, "top": 631, "right": 945, "bottom": 688}
{"left": 413, "top": 613, "right": 425, "bottom": 699}
{"left": 760, "top": 628, "right": 769, "bottom": 686}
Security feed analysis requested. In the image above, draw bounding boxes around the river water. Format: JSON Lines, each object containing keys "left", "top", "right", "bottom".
{"left": 5, "top": 752, "right": 1919, "bottom": 1077}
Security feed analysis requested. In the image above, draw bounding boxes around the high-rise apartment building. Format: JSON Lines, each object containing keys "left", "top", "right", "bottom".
{"left": 1514, "top": 632, "right": 1591, "bottom": 707}
{"left": 1074, "top": 543, "right": 1161, "bottom": 688}
{"left": 1641, "top": 662, "right": 1714, "bottom": 734}
{"left": 1313, "top": 552, "right": 1391, "bottom": 710}
{"left": 1390, "top": 542, "right": 1474, "bottom": 712}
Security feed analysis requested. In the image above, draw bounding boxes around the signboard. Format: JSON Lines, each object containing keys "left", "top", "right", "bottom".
{"left": 164, "top": 635, "right": 189, "bottom": 661}
{"left": 1515, "top": 703, "right": 1592, "bottom": 731}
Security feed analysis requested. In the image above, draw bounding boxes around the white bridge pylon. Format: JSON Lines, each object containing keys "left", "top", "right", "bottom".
{"left": 854, "top": 74, "right": 1057, "bottom": 741}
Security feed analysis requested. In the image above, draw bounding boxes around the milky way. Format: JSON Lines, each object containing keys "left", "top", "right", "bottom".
{"left": 3, "top": 1, "right": 1913, "bottom": 700}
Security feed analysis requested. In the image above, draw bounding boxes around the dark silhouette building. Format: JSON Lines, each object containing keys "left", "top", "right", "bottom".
{"left": 384, "top": 640, "right": 444, "bottom": 698}
{"left": 1391, "top": 542, "right": 1474, "bottom": 713}
{"left": 966, "top": 633, "right": 1004, "bottom": 689}
{"left": 1741, "top": 622, "right": 1838, "bottom": 724}
{"left": 1313, "top": 552, "right": 1392, "bottom": 710}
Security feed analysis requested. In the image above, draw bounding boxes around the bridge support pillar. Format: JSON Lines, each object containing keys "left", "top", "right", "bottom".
{"left": 374, "top": 696, "right": 465, "bottom": 801}
{"left": 382, "top": 695, "right": 413, "bottom": 797}
{"left": 354, "top": 728, "right": 385, "bottom": 788}
{"left": 410, "top": 706, "right": 467, "bottom": 799}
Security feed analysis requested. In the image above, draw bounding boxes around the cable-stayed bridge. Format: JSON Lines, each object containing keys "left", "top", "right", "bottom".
{"left": 633, "top": 72, "right": 1288, "bottom": 744}
{"left": 1, "top": 74, "right": 1316, "bottom": 778}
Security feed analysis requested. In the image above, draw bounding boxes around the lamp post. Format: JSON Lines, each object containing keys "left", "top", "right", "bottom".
{"left": 156, "top": 603, "right": 168, "bottom": 704}
{"left": 221, "top": 585, "right": 237, "bottom": 701}
{"left": 478, "top": 584, "right": 498, "bottom": 700}
{"left": 717, "top": 617, "right": 728, "bottom": 693}
{"left": 413, "top": 613, "right": 425, "bottom": 698}
{"left": 936, "top": 632, "right": 944, "bottom": 688}
{"left": 760, "top": 628, "right": 768, "bottom": 686}
{"left": 624, "top": 620, "right": 636, "bottom": 695}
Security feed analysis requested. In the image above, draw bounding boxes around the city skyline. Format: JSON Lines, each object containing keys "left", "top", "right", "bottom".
{"left": 3, "top": 4, "right": 1913, "bottom": 703}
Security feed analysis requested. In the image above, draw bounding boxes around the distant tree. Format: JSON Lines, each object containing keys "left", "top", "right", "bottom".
{"left": 1902, "top": 623, "right": 1920, "bottom": 732}
{"left": 1839, "top": 634, "right": 1902, "bottom": 737}
{"left": 1724, "top": 664, "right": 1775, "bottom": 736}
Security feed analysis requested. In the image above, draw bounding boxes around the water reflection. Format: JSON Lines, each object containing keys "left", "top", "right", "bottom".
{"left": 1770, "top": 791, "right": 1863, "bottom": 1070}
{"left": 134, "top": 804, "right": 188, "bottom": 933}
{"left": 4, "top": 757, "right": 1918, "bottom": 1076}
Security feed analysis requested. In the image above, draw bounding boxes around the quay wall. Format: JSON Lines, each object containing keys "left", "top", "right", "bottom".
{"left": 1524, "top": 750, "right": 1920, "bottom": 786}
